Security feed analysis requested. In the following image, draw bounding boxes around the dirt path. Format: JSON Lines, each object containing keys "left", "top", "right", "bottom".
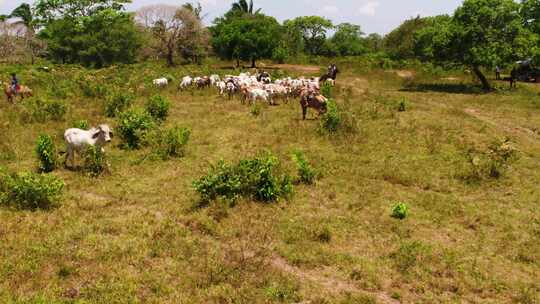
{"left": 271, "top": 256, "right": 400, "bottom": 304}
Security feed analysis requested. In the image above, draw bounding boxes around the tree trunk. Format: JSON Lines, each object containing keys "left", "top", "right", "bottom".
{"left": 472, "top": 65, "right": 491, "bottom": 91}
{"left": 236, "top": 59, "right": 240, "bottom": 68}
{"left": 251, "top": 58, "right": 256, "bottom": 68}
{"left": 166, "top": 46, "right": 174, "bottom": 67}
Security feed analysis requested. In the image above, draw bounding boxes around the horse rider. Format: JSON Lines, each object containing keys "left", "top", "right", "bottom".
{"left": 11, "top": 73, "right": 20, "bottom": 94}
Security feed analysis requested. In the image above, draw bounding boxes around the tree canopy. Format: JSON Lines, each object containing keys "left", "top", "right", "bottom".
{"left": 331, "top": 23, "right": 366, "bottom": 56}
{"left": 34, "top": 0, "right": 131, "bottom": 24}
{"left": 284, "top": 16, "right": 333, "bottom": 56}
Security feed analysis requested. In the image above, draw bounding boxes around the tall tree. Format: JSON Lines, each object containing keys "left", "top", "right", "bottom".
{"left": 522, "top": 0, "right": 540, "bottom": 34}
{"left": 415, "top": 0, "right": 539, "bottom": 90}
{"left": 34, "top": 0, "right": 131, "bottom": 24}
{"left": 284, "top": 16, "right": 333, "bottom": 55}
{"left": 8, "top": 3, "right": 43, "bottom": 64}
{"left": 231, "top": 0, "right": 260, "bottom": 15}
{"left": 212, "top": 14, "right": 281, "bottom": 67}
{"left": 383, "top": 16, "right": 433, "bottom": 60}
{"left": 331, "top": 23, "right": 366, "bottom": 56}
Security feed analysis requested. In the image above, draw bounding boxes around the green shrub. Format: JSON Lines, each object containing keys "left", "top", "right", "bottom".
{"left": 272, "top": 47, "right": 289, "bottom": 64}
{"left": 250, "top": 103, "right": 262, "bottom": 116}
{"left": 462, "top": 138, "right": 518, "bottom": 181}
{"left": 35, "top": 134, "right": 57, "bottom": 173}
{"left": 73, "top": 120, "right": 89, "bottom": 130}
{"left": 319, "top": 99, "right": 340, "bottom": 133}
{"left": 23, "top": 98, "right": 67, "bottom": 122}
{"left": 105, "top": 91, "right": 134, "bottom": 118}
{"left": 398, "top": 99, "right": 407, "bottom": 112}
{"left": 193, "top": 152, "right": 293, "bottom": 204}
{"left": 117, "top": 108, "right": 155, "bottom": 149}
{"left": 321, "top": 82, "right": 333, "bottom": 99}
{"left": 146, "top": 95, "right": 170, "bottom": 123}
{"left": 391, "top": 202, "right": 409, "bottom": 220}
{"left": 82, "top": 145, "right": 108, "bottom": 177}
{"left": 292, "top": 150, "right": 316, "bottom": 184}
{"left": 0, "top": 171, "right": 64, "bottom": 210}
{"left": 152, "top": 126, "right": 191, "bottom": 159}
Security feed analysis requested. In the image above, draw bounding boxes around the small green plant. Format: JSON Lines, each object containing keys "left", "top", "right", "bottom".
{"left": 319, "top": 99, "right": 340, "bottom": 133}
{"left": 146, "top": 95, "right": 170, "bottom": 123}
{"left": 82, "top": 145, "right": 108, "bottom": 177}
{"left": 35, "top": 134, "right": 57, "bottom": 173}
{"left": 193, "top": 152, "right": 293, "bottom": 204}
{"left": 321, "top": 81, "right": 333, "bottom": 98}
{"left": 250, "top": 103, "right": 261, "bottom": 116}
{"left": 73, "top": 120, "right": 89, "bottom": 130}
{"left": 152, "top": 126, "right": 191, "bottom": 159}
{"left": 105, "top": 91, "right": 134, "bottom": 117}
{"left": 391, "top": 202, "right": 409, "bottom": 220}
{"left": 0, "top": 171, "right": 64, "bottom": 210}
{"left": 117, "top": 108, "right": 155, "bottom": 149}
{"left": 292, "top": 150, "right": 316, "bottom": 184}
{"left": 398, "top": 99, "right": 407, "bottom": 112}
{"left": 22, "top": 98, "right": 67, "bottom": 122}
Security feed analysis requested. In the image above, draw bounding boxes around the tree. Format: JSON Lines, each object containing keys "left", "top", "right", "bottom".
{"left": 522, "top": 0, "right": 540, "bottom": 33}
{"left": 284, "top": 16, "right": 333, "bottom": 55}
{"left": 330, "top": 23, "right": 366, "bottom": 56}
{"left": 39, "top": 9, "right": 141, "bottom": 67}
{"left": 212, "top": 14, "right": 281, "bottom": 67}
{"left": 383, "top": 16, "right": 433, "bottom": 60}
{"left": 363, "top": 33, "right": 383, "bottom": 53}
{"left": 231, "top": 0, "right": 260, "bottom": 15}
{"left": 182, "top": 2, "right": 205, "bottom": 20}
{"left": 137, "top": 5, "right": 208, "bottom": 66}
{"left": 415, "top": 0, "right": 540, "bottom": 90}
{"left": 34, "top": 0, "right": 131, "bottom": 24}
{"left": 8, "top": 3, "right": 43, "bottom": 64}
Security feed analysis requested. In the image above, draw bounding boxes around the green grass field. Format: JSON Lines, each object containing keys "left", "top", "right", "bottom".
{"left": 0, "top": 60, "right": 539, "bottom": 303}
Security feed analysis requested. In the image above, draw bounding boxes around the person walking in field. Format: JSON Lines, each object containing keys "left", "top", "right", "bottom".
{"left": 495, "top": 66, "right": 501, "bottom": 80}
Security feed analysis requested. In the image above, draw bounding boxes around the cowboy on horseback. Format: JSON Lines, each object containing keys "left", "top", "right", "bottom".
{"left": 10, "top": 73, "right": 20, "bottom": 94}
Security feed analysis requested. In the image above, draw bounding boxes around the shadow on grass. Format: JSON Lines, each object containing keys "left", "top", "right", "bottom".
{"left": 400, "top": 83, "right": 486, "bottom": 94}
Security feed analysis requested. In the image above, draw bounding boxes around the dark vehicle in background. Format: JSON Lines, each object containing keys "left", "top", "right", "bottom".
{"left": 513, "top": 59, "right": 540, "bottom": 83}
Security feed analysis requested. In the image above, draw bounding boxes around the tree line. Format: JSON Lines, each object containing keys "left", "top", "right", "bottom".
{"left": 0, "top": 0, "right": 539, "bottom": 89}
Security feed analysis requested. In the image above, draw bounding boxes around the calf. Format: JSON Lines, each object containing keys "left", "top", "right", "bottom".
{"left": 153, "top": 78, "right": 168, "bottom": 87}
{"left": 64, "top": 124, "right": 113, "bottom": 168}
{"left": 300, "top": 90, "right": 328, "bottom": 120}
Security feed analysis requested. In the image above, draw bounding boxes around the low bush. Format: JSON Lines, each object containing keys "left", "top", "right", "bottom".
{"left": 35, "top": 134, "right": 57, "bottom": 173}
{"left": 193, "top": 152, "right": 293, "bottom": 204}
{"left": 117, "top": 108, "right": 155, "bottom": 149}
{"left": 73, "top": 120, "right": 89, "bottom": 130}
{"left": 319, "top": 99, "right": 359, "bottom": 135}
{"left": 461, "top": 138, "right": 518, "bottom": 182}
{"left": 321, "top": 81, "right": 333, "bottom": 99}
{"left": 271, "top": 47, "right": 289, "bottom": 64}
{"left": 250, "top": 103, "right": 262, "bottom": 116}
{"left": 0, "top": 171, "right": 64, "bottom": 210}
{"left": 23, "top": 98, "right": 67, "bottom": 122}
{"left": 292, "top": 150, "right": 316, "bottom": 184}
{"left": 391, "top": 202, "right": 409, "bottom": 220}
{"left": 105, "top": 91, "right": 134, "bottom": 118}
{"left": 82, "top": 145, "right": 108, "bottom": 177}
{"left": 152, "top": 126, "right": 191, "bottom": 159}
{"left": 146, "top": 95, "right": 170, "bottom": 123}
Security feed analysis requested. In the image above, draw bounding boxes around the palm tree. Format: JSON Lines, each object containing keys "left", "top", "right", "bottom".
{"left": 231, "top": 0, "right": 260, "bottom": 15}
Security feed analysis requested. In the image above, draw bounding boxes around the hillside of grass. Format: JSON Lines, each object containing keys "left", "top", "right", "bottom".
{"left": 0, "top": 60, "right": 539, "bottom": 303}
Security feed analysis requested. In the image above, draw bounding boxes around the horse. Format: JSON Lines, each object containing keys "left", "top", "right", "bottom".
{"left": 319, "top": 64, "right": 339, "bottom": 84}
{"left": 4, "top": 82, "right": 32, "bottom": 103}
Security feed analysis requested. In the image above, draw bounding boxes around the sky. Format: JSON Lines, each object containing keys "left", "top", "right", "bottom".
{"left": 0, "top": 0, "right": 463, "bottom": 34}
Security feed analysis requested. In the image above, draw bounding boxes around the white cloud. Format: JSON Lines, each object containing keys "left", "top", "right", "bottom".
{"left": 321, "top": 5, "right": 339, "bottom": 15}
{"left": 358, "top": 1, "right": 380, "bottom": 16}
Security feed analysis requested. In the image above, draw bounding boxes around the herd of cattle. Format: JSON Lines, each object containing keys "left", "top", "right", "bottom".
{"left": 154, "top": 64, "right": 339, "bottom": 120}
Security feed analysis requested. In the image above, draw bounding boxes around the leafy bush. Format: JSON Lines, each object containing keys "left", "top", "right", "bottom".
{"left": 391, "top": 202, "right": 409, "bottom": 219}
{"left": 398, "top": 99, "right": 407, "bottom": 112}
{"left": 35, "top": 134, "right": 57, "bottom": 173}
{"left": 462, "top": 138, "right": 518, "bottom": 181}
{"left": 250, "top": 103, "right": 261, "bottom": 116}
{"left": 0, "top": 171, "right": 64, "bottom": 210}
{"left": 319, "top": 99, "right": 340, "bottom": 133}
{"left": 152, "top": 126, "right": 191, "bottom": 159}
{"left": 319, "top": 99, "right": 359, "bottom": 135}
{"left": 82, "top": 145, "right": 108, "bottom": 177}
{"left": 117, "top": 108, "right": 155, "bottom": 149}
{"left": 105, "top": 91, "right": 134, "bottom": 118}
{"left": 193, "top": 152, "right": 293, "bottom": 204}
{"left": 321, "top": 81, "right": 333, "bottom": 99}
{"left": 292, "top": 150, "right": 316, "bottom": 184}
{"left": 73, "top": 120, "right": 89, "bottom": 130}
{"left": 146, "top": 95, "right": 170, "bottom": 123}
{"left": 272, "top": 47, "right": 289, "bottom": 64}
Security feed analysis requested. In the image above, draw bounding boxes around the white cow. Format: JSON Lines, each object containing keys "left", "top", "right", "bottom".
{"left": 179, "top": 76, "right": 193, "bottom": 90}
{"left": 64, "top": 124, "right": 113, "bottom": 168}
{"left": 210, "top": 74, "right": 221, "bottom": 86}
{"left": 153, "top": 78, "right": 168, "bottom": 87}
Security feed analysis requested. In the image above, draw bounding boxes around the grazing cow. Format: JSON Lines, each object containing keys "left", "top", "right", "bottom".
{"left": 197, "top": 76, "right": 211, "bottom": 89}
{"left": 300, "top": 90, "right": 328, "bottom": 120}
{"left": 4, "top": 83, "right": 32, "bottom": 103}
{"left": 153, "top": 78, "right": 168, "bottom": 87}
{"left": 226, "top": 81, "right": 236, "bottom": 100}
{"left": 64, "top": 124, "right": 113, "bottom": 168}
{"left": 179, "top": 76, "right": 193, "bottom": 90}
{"left": 216, "top": 81, "right": 227, "bottom": 96}
{"left": 210, "top": 74, "right": 221, "bottom": 86}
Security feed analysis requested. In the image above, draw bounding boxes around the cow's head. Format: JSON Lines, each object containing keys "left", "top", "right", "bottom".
{"left": 93, "top": 124, "right": 113, "bottom": 144}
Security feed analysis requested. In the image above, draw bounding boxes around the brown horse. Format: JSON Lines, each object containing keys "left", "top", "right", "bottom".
{"left": 4, "top": 82, "right": 32, "bottom": 103}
